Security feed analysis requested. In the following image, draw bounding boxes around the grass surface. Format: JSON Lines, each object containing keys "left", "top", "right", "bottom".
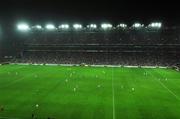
{"left": 0, "top": 64, "right": 180, "bottom": 119}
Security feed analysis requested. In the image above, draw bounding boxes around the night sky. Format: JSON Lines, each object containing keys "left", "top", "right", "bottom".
{"left": 0, "top": 0, "right": 179, "bottom": 26}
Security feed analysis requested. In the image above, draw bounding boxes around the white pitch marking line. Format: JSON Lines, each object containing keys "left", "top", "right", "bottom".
{"left": 157, "top": 80, "right": 180, "bottom": 101}
{"left": 145, "top": 69, "right": 180, "bottom": 101}
{"left": 0, "top": 117, "right": 20, "bottom": 119}
{"left": 111, "top": 68, "right": 116, "bottom": 119}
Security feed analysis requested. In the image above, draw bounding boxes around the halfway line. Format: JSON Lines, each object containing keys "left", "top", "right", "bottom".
{"left": 111, "top": 68, "right": 116, "bottom": 119}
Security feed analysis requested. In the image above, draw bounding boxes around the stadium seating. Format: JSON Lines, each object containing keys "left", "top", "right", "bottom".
{"left": 6, "top": 26, "right": 180, "bottom": 66}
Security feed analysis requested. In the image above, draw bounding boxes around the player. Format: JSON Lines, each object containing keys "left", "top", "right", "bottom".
{"left": 35, "top": 104, "right": 39, "bottom": 108}
{"left": 97, "top": 84, "right": 101, "bottom": 88}
{"left": 32, "top": 113, "right": 34, "bottom": 119}
{"left": 0, "top": 105, "right": 4, "bottom": 111}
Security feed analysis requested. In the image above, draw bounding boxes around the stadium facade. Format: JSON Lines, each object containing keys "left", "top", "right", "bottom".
{"left": 1, "top": 22, "right": 180, "bottom": 66}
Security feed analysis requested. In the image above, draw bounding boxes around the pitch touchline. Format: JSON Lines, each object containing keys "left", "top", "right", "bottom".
{"left": 112, "top": 68, "right": 116, "bottom": 119}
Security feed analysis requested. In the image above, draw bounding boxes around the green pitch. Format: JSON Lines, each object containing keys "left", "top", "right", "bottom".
{"left": 0, "top": 64, "right": 180, "bottom": 119}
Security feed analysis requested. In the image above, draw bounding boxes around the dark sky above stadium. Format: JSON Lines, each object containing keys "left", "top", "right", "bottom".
{"left": 0, "top": 0, "right": 179, "bottom": 26}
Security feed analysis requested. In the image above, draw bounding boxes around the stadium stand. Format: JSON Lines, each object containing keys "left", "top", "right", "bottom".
{"left": 2, "top": 24, "right": 180, "bottom": 66}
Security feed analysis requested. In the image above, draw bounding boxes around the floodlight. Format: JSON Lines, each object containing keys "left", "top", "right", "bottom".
{"left": 132, "top": 23, "right": 144, "bottom": 28}
{"left": 148, "top": 22, "right": 162, "bottom": 28}
{"left": 46, "top": 24, "right": 56, "bottom": 30}
{"left": 59, "top": 24, "right": 69, "bottom": 29}
{"left": 87, "top": 24, "right": 97, "bottom": 29}
{"left": 117, "top": 23, "right": 127, "bottom": 28}
{"left": 101, "top": 23, "right": 112, "bottom": 29}
{"left": 73, "top": 24, "right": 82, "bottom": 29}
{"left": 35, "top": 25, "right": 42, "bottom": 29}
{"left": 17, "top": 23, "right": 30, "bottom": 31}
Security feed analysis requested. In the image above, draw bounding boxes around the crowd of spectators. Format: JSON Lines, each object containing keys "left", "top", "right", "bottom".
{"left": 19, "top": 28, "right": 180, "bottom": 45}
{"left": 13, "top": 51, "right": 180, "bottom": 67}
{"left": 11, "top": 27, "right": 180, "bottom": 66}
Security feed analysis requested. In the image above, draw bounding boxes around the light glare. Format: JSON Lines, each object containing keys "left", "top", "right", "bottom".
{"left": 35, "top": 25, "right": 42, "bottom": 29}
{"left": 117, "top": 23, "right": 127, "bottom": 28}
{"left": 133, "top": 23, "right": 144, "bottom": 28}
{"left": 46, "top": 24, "right": 55, "bottom": 30}
{"left": 87, "top": 24, "right": 97, "bottom": 29}
{"left": 73, "top": 24, "right": 82, "bottom": 29}
{"left": 148, "top": 22, "right": 162, "bottom": 28}
{"left": 59, "top": 24, "right": 69, "bottom": 29}
{"left": 101, "top": 23, "right": 112, "bottom": 29}
{"left": 17, "top": 23, "right": 30, "bottom": 31}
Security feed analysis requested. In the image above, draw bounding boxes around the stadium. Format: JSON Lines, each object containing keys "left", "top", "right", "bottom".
{"left": 0, "top": 21, "right": 180, "bottom": 119}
